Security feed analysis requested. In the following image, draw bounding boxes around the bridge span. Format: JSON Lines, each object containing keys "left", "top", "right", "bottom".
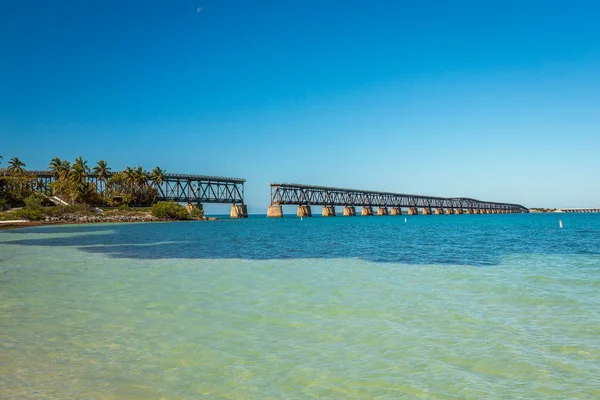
{"left": 2, "top": 169, "right": 248, "bottom": 218}
{"left": 558, "top": 208, "right": 600, "bottom": 213}
{"left": 268, "top": 183, "right": 528, "bottom": 217}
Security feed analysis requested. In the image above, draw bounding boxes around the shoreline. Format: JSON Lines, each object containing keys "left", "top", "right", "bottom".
{"left": 0, "top": 214, "right": 218, "bottom": 230}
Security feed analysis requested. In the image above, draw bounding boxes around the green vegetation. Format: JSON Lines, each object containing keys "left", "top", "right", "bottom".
{"left": 1, "top": 155, "right": 166, "bottom": 209}
{"left": 0, "top": 155, "right": 207, "bottom": 223}
{"left": 151, "top": 201, "right": 189, "bottom": 220}
{"left": 529, "top": 208, "right": 558, "bottom": 213}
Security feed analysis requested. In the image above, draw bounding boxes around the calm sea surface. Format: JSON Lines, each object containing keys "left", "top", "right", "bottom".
{"left": 1, "top": 213, "right": 599, "bottom": 399}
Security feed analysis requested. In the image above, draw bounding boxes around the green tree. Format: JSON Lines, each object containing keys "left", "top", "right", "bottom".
{"left": 150, "top": 166, "right": 166, "bottom": 186}
{"left": 7, "top": 157, "right": 26, "bottom": 175}
{"left": 93, "top": 160, "right": 111, "bottom": 199}
{"left": 49, "top": 157, "right": 62, "bottom": 178}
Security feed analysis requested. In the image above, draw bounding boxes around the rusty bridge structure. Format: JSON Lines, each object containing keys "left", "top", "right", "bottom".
{"left": 268, "top": 183, "right": 528, "bottom": 217}
{"left": 2, "top": 170, "right": 248, "bottom": 218}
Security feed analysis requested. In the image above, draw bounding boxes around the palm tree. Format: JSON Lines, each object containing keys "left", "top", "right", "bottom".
{"left": 150, "top": 166, "right": 166, "bottom": 186}
{"left": 58, "top": 160, "right": 71, "bottom": 181}
{"left": 7, "top": 157, "right": 26, "bottom": 175}
{"left": 93, "top": 160, "right": 110, "bottom": 181}
{"left": 73, "top": 156, "right": 90, "bottom": 175}
{"left": 134, "top": 166, "right": 148, "bottom": 187}
{"left": 93, "top": 160, "right": 111, "bottom": 196}
{"left": 49, "top": 157, "right": 62, "bottom": 178}
{"left": 122, "top": 166, "right": 136, "bottom": 196}
{"left": 70, "top": 164, "right": 87, "bottom": 186}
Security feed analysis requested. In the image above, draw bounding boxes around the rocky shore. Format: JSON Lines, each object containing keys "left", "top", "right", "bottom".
{"left": 0, "top": 212, "right": 217, "bottom": 230}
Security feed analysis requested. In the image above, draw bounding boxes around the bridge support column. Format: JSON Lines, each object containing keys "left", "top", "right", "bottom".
{"left": 408, "top": 207, "right": 418, "bottom": 215}
{"left": 377, "top": 207, "right": 388, "bottom": 216}
{"left": 422, "top": 207, "right": 432, "bottom": 215}
{"left": 230, "top": 204, "right": 248, "bottom": 219}
{"left": 469, "top": 209, "right": 476, "bottom": 214}
{"left": 322, "top": 205, "right": 336, "bottom": 217}
{"left": 455, "top": 208, "right": 463, "bottom": 214}
{"left": 435, "top": 208, "right": 444, "bottom": 215}
{"left": 186, "top": 203, "right": 204, "bottom": 216}
{"left": 390, "top": 207, "right": 402, "bottom": 215}
{"left": 267, "top": 205, "right": 283, "bottom": 218}
{"left": 343, "top": 206, "right": 356, "bottom": 216}
{"left": 297, "top": 205, "right": 312, "bottom": 217}
{"left": 362, "top": 206, "right": 373, "bottom": 216}
{"left": 445, "top": 208, "right": 453, "bottom": 214}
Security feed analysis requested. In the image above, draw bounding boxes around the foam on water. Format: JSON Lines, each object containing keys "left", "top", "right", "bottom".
{"left": 1, "top": 214, "right": 599, "bottom": 399}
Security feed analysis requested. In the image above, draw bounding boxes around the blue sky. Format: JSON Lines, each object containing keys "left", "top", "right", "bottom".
{"left": 1, "top": 0, "right": 599, "bottom": 212}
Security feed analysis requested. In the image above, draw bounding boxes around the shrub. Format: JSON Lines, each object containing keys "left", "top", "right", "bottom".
{"left": 24, "top": 193, "right": 45, "bottom": 210}
{"left": 14, "top": 208, "right": 45, "bottom": 221}
{"left": 188, "top": 206, "right": 204, "bottom": 220}
{"left": 0, "top": 199, "right": 8, "bottom": 212}
{"left": 151, "top": 201, "right": 189, "bottom": 220}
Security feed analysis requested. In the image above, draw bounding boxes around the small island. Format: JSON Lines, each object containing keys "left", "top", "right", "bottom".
{"left": 0, "top": 156, "right": 210, "bottom": 228}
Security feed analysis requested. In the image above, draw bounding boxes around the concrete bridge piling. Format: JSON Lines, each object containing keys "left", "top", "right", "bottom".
{"left": 343, "top": 206, "right": 356, "bottom": 216}
{"left": 322, "top": 205, "right": 336, "bottom": 217}
{"left": 267, "top": 205, "right": 284, "bottom": 218}
{"left": 377, "top": 207, "right": 389, "bottom": 216}
{"left": 297, "top": 205, "right": 312, "bottom": 217}
{"left": 422, "top": 207, "right": 432, "bottom": 215}
{"left": 362, "top": 206, "right": 374, "bottom": 216}
{"left": 390, "top": 207, "right": 402, "bottom": 215}
{"left": 230, "top": 204, "right": 248, "bottom": 219}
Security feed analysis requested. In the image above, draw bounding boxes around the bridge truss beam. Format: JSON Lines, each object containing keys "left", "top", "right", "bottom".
{"left": 270, "top": 183, "right": 528, "bottom": 212}
{"left": 2, "top": 170, "right": 245, "bottom": 204}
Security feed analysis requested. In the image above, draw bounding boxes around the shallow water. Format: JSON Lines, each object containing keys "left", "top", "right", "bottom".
{"left": 1, "top": 214, "right": 599, "bottom": 399}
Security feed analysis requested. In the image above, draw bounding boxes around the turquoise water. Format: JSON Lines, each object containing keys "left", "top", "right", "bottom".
{"left": 1, "top": 213, "right": 599, "bottom": 399}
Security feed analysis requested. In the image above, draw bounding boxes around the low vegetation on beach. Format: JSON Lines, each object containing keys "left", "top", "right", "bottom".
{"left": 0, "top": 155, "right": 205, "bottom": 223}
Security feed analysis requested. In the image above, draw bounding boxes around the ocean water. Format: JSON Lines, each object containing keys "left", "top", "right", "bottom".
{"left": 1, "top": 213, "right": 599, "bottom": 399}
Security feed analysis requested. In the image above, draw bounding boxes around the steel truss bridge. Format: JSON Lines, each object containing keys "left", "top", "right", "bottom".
{"left": 559, "top": 208, "right": 600, "bottom": 213}
{"left": 1, "top": 170, "right": 245, "bottom": 204}
{"left": 270, "top": 183, "right": 528, "bottom": 213}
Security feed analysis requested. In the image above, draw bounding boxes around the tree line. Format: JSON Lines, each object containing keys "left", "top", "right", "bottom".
{"left": 1, "top": 155, "right": 167, "bottom": 208}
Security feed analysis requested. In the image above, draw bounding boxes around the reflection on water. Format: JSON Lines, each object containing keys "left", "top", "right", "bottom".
{"left": 1, "top": 214, "right": 599, "bottom": 399}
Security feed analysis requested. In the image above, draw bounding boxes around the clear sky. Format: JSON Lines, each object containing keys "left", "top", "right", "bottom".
{"left": 1, "top": 0, "right": 599, "bottom": 212}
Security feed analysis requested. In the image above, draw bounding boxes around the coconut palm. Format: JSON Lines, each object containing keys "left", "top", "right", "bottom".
{"left": 93, "top": 160, "right": 111, "bottom": 197}
{"left": 122, "top": 167, "right": 136, "bottom": 195}
{"left": 150, "top": 166, "right": 166, "bottom": 186}
{"left": 49, "top": 157, "right": 62, "bottom": 178}
{"left": 134, "top": 166, "right": 148, "bottom": 187}
{"left": 7, "top": 157, "right": 26, "bottom": 175}
{"left": 70, "top": 164, "right": 87, "bottom": 186}
{"left": 93, "top": 160, "right": 110, "bottom": 182}
{"left": 58, "top": 160, "right": 71, "bottom": 181}
{"left": 73, "top": 156, "right": 89, "bottom": 175}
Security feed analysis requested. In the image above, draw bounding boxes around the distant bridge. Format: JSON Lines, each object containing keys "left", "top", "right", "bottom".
{"left": 268, "top": 183, "right": 528, "bottom": 217}
{"left": 1, "top": 169, "right": 248, "bottom": 218}
{"left": 558, "top": 208, "right": 600, "bottom": 213}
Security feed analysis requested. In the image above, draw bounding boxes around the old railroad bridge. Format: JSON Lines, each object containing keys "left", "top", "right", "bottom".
{"left": 7, "top": 170, "right": 532, "bottom": 217}
{"left": 267, "top": 183, "right": 529, "bottom": 217}
{"left": 11, "top": 170, "right": 248, "bottom": 218}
